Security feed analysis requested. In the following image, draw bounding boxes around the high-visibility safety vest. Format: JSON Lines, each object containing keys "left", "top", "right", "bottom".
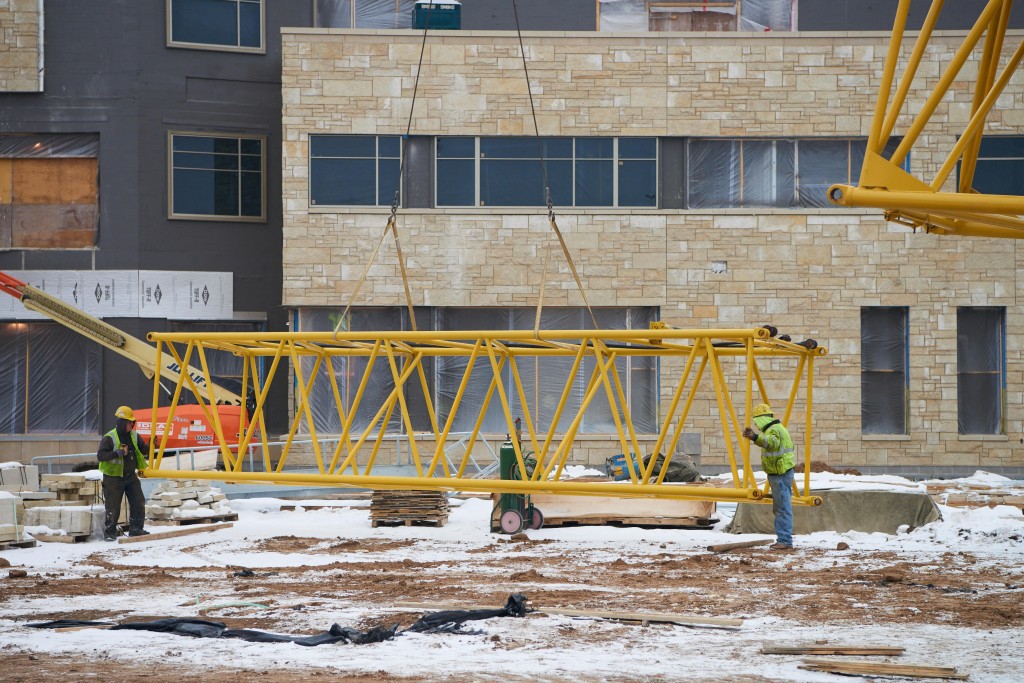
{"left": 753, "top": 419, "right": 796, "bottom": 475}
{"left": 98, "top": 429, "right": 148, "bottom": 477}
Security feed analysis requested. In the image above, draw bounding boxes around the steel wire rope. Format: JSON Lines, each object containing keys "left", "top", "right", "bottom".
{"left": 334, "top": 4, "right": 437, "bottom": 338}
{"left": 511, "top": 0, "right": 599, "bottom": 334}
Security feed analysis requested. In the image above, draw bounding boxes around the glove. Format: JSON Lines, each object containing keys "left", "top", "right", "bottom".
{"left": 742, "top": 427, "right": 757, "bottom": 441}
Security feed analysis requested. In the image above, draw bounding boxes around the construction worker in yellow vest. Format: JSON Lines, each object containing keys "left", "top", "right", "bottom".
{"left": 742, "top": 403, "right": 795, "bottom": 550}
{"left": 97, "top": 405, "right": 150, "bottom": 541}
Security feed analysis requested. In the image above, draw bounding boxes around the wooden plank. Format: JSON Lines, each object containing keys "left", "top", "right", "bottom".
{"left": 763, "top": 645, "right": 905, "bottom": 656}
{"left": 800, "top": 658, "right": 968, "bottom": 680}
{"left": 392, "top": 601, "right": 742, "bottom": 629}
{"left": 147, "top": 513, "right": 238, "bottom": 527}
{"left": 32, "top": 533, "right": 88, "bottom": 544}
{"left": 54, "top": 624, "right": 114, "bottom": 633}
{"left": 707, "top": 539, "right": 774, "bottom": 553}
{"left": 117, "top": 522, "right": 233, "bottom": 544}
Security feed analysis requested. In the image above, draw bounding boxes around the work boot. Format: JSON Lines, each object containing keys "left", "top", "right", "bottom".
{"left": 768, "top": 542, "right": 793, "bottom": 551}
{"left": 128, "top": 529, "right": 151, "bottom": 537}
{"left": 103, "top": 531, "right": 117, "bottom": 542}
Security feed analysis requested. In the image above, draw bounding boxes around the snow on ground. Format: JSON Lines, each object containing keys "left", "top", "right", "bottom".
{"left": 1, "top": 471, "right": 1022, "bottom": 681}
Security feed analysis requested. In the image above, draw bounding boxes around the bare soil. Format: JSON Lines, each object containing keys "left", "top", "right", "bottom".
{"left": 2, "top": 522, "right": 1022, "bottom": 681}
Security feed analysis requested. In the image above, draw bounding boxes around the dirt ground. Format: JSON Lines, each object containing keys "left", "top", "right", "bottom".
{"left": 2, "top": 525, "right": 1022, "bottom": 682}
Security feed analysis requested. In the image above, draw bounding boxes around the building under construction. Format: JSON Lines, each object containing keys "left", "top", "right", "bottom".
{"left": 1, "top": 0, "right": 1023, "bottom": 486}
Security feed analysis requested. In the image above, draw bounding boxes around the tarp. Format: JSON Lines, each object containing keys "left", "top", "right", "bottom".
{"left": 726, "top": 490, "right": 942, "bottom": 536}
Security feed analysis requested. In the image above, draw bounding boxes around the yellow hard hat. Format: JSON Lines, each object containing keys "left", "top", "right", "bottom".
{"left": 752, "top": 403, "right": 773, "bottom": 418}
{"left": 114, "top": 405, "right": 135, "bottom": 421}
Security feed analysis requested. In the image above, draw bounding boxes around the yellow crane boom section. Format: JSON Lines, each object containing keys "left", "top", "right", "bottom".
{"left": 143, "top": 325, "right": 826, "bottom": 506}
{"left": 829, "top": 0, "right": 1024, "bottom": 237}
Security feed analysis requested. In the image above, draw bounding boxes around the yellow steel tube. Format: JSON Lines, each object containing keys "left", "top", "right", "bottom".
{"left": 891, "top": 0, "right": 1002, "bottom": 167}
{"left": 485, "top": 340, "right": 530, "bottom": 481}
{"left": 237, "top": 341, "right": 285, "bottom": 471}
{"left": 879, "top": 0, "right": 944, "bottom": 146}
{"left": 458, "top": 361, "right": 505, "bottom": 479}
{"left": 704, "top": 338, "right": 742, "bottom": 488}
{"left": 194, "top": 343, "right": 238, "bottom": 472}
{"left": 830, "top": 185, "right": 1024, "bottom": 216}
{"left": 331, "top": 340, "right": 383, "bottom": 475}
{"left": 505, "top": 353, "right": 543, "bottom": 476}
{"left": 783, "top": 354, "right": 807, "bottom": 427}
{"left": 550, "top": 348, "right": 607, "bottom": 482}
{"left": 958, "top": 0, "right": 1010, "bottom": 192}
{"left": 592, "top": 348, "right": 639, "bottom": 483}
{"left": 657, "top": 357, "right": 708, "bottom": 485}
{"left": 645, "top": 341, "right": 700, "bottom": 483}
{"left": 535, "top": 341, "right": 587, "bottom": 478}
{"left": 431, "top": 341, "right": 480, "bottom": 478}
{"left": 149, "top": 340, "right": 164, "bottom": 469}
{"left": 868, "top": 0, "right": 911, "bottom": 154}
{"left": 804, "top": 355, "right": 815, "bottom": 497}
{"left": 383, "top": 343, "right": 424, "bottom": 477}
{"left": 932, "top": 39, "right": 1024, "bottom": 191}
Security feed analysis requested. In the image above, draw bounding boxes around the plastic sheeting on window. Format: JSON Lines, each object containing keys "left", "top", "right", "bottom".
{"left": 0, "top": 323, "right": 100, "bottom": 435}
{"left": 860, "top": 308, "right": 907, "bottom": 436}
{"left": 599, "top": 0, "right": 796, "bottom": 32}
{"left": 957, "top": 307, "right": 1004, "bottom": 435}
{"left": 687, "top": 139, "right": 795, "bottom": 208}
{"left": 316, "top": 0, "right": 415, "bottom": 29}
{"left": 297, "top": 307, "right": 658, "bottom": 437}
{"left": 0, "top": 133, "right": 99, "bottom": 158}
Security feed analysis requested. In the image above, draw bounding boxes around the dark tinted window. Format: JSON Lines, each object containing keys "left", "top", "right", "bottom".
{"left": 171, "top": 134, "right": 263, "bottom": 219}
{"left": 170, "top": 0, "right": 263, "bottom": 50}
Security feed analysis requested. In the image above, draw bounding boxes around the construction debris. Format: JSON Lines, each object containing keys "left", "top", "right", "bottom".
{"left": 763, "top": 645, "right": 906, "bottom": 656}
{"left": 370, "top": 489, "right": 449, "bottom": 528}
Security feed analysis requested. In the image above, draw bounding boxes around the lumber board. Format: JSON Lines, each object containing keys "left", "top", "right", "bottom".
{"left": 54, "top": 624, "right": 113, "bottom": 632}
{"left": 32, "top": 533, "right": 88, "bottom": 544}
{"left": 117, "top": 522, "right": 233, "bottom": 543}
{"left": 392, "top": 601, "right": 742, "bottom": 628}
{"left": 763, "top": 645, "right": 905, "bottom": 656}
{"left": 799, "top": 658, "right": 968, "bottom": 679}
{"left": 707, "top": 538, "right": 774, "bottom": 552}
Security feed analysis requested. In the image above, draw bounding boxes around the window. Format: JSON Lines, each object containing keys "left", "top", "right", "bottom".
{"left": 435, "top": 137, "right": 658, "bottom": 208}
{"left": 297, "top": 307, "right": 658, "bottom": 436}
{"left": 0, "top": 133, "right": 99, "bottom": 249}
{"left": 169, "top": 133, "right": 265, "bottom": 221}
{"left": 688, "top": 137, "right": 905, "bottom": 209}
{"left": 168, "top": 0, "right": 264, "bottom": 52}
{"left": 314, "top": 0, "right": 415, "bottom": 29}
{"left": 0, "top": 323, "right": 100, "bottom": 435}
{"left": 860, "top": 307, "right": 908, "bottom": 435}
{"left": 957, "top": 307, "right": 1005, "bottom": 435}
{"left": 959, "top": 136, "right": 1024, "bottom": 196}
{"left": 310, "top": 135, "right": 401, "bottom": 207}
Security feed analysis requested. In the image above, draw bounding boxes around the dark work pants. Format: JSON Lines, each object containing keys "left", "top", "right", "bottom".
{"left": 102, "top": 473, "right": 145, "bottom": 536}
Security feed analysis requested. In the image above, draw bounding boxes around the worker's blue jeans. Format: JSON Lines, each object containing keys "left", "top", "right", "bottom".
{"left": 768, "top": 468, "right": 795, "bottom": 546}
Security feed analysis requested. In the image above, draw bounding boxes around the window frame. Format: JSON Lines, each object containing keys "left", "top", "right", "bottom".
{"left": 308, "top": 134, "right": 403, "bottom": 208}
{"left": 956, "top": 306, "right": 1006, "bottom": 436}
{"left": 166, "top": 0, "right": 266, "bottom": 54}
{"left": 860, "top": 306, "right": 910, "bottom": 436}
{"left": 167, "top": 131, "right": 267, "bottom": 223}
{"left": 433, "top": 136, "right": 659, "bottom": 209}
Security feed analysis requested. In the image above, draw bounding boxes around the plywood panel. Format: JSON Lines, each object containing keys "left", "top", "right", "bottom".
{"left": 0, "top": 159, "right": 12, "bottom": 204}
{"left": 11, "top": 204, "right": 97, "bottom": 248}
{"left": 11, "top": 158, "right": 98, "bottom": 205}
{"left": 0, "top": 205, "right": 12, "bottom": 249}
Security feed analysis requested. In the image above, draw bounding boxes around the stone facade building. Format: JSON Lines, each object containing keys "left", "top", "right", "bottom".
{"left": 281, "top": 27, "right": 1024, "bottom": 479}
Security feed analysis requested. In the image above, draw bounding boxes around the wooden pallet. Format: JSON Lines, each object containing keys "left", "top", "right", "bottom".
{"left": 147, "top": 513, "right": 239, "bottom": 527}
{"left": 371, "top": 517, "right": 448, "bottom": 528}
{"left": 32, "top": 533, "right": 89, "bottom": 544}
{"left": 0, "top": 538, "right": 39, "bottom": 550}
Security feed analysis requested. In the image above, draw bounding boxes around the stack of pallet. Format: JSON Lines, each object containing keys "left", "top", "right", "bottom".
{"left": 370, "top": 489, "right": 449, "bottom": 528}
{"left": 146, "top": 479, "right": 235, "bottom": 525}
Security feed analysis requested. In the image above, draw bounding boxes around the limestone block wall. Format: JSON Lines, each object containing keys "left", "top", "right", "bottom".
{"left": 0, "top": 0, "right": 43, "bottom": 92}
{"left": 281, "top": 29, "right": 1024, "bottom": 476}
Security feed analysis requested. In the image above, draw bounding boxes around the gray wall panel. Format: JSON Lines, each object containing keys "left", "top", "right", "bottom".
{"left": 461, "top": 0, "right": 596, "bottom": 31}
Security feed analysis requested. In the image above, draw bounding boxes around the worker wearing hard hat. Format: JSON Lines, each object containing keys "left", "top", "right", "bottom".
{"left": 96, "top": 405, "right": 150, "bottom": 541}
{"left": 742, "top": 404, "right": 796, "bottom": 550}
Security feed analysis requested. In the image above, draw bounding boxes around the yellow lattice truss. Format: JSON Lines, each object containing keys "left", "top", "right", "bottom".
{"left": 142, "top": 325, "right": 826, "bottom": 506}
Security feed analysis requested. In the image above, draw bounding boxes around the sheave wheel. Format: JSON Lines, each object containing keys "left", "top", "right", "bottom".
{"left": 499, "top": 509, "right": 525, "bottom": 534}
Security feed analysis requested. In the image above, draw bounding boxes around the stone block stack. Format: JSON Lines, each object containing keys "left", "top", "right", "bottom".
{"left": 146, "top": 479, "right": 234, "bottom": 524}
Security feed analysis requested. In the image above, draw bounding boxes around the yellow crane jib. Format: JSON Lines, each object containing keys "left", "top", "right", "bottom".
{"left": 141, "top": 326, "right": 826, "bottom": 507}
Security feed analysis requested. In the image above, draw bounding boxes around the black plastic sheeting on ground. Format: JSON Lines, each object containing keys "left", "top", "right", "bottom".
{"left": 26, "top": 593, "right": 530, "bottom": 646}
